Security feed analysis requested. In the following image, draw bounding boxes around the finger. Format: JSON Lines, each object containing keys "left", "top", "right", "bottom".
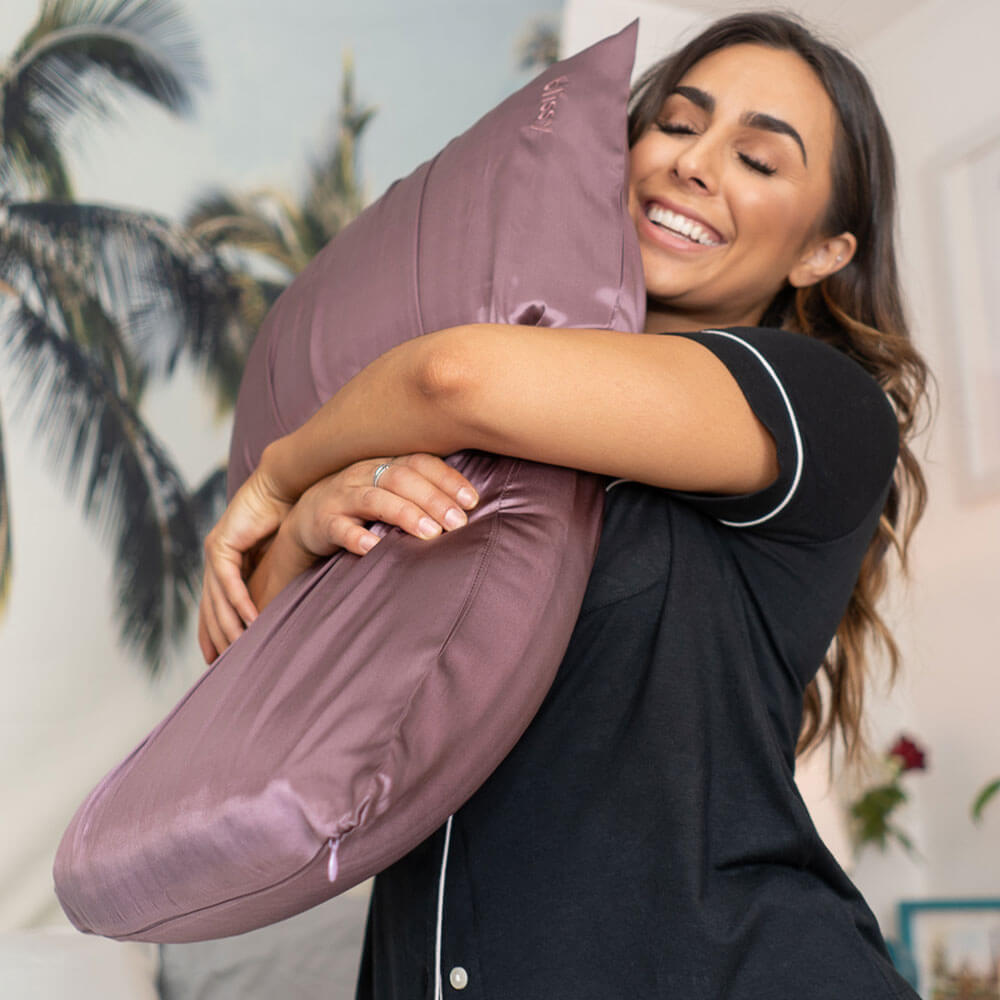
{"left": 199, "top": 567, "right": 239, "bottom": 656}
{"left": 301, "top": 509, "right": 382, "bottom": 555}
{"left": 364, "top": 464, "right": 472, "bottom": 532}
{"left": 207, "top": 571, "right": 250, "bottom": 648}
{"left": 329, "top": 516, "right": 382, "bottom": 556}
{"left": 201, "top": 586, "right": 230, "bottom": 662}
{"left": 354, "top": 484, "right": 456, "bottom": 540}
{"left": 204, "top": 533, "right": 259, "bottom": 627}
{"left": 197, "top": 604, "right": 218, "bottom": 665}
{"left": 395, "top": 453, "right": 479, "bottom": 509}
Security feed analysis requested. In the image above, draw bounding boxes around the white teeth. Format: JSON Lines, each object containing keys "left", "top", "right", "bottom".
{"left": 645, "top": 203, "right": 721, "bottom": 247}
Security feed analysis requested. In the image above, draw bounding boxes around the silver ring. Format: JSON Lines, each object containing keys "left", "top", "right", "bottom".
{"left": 372, "top": 462, "right": 392, "bottom": 488}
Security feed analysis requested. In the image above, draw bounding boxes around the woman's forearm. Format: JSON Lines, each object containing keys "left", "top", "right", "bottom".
{"left": 260, "top": 321, "right": 779, "bottom": 501}
{"left": 261, "top": 326, "right": 474, "bottom": 502}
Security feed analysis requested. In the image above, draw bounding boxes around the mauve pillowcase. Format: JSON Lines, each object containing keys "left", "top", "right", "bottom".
{"left": 54, "top": 21, "right": 645, "bottom": 943}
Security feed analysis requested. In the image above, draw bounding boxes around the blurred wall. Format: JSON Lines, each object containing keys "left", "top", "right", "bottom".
{"left": 563, "top": 0, "right": 1000, "bottom": 938}
{"left": 0, "top": 0, "right": 562, "bottom": 931}
{"left": 0, "top": 368, "right": 227, "bottom": 929}
{"left": 850, "top": 0, "right": 1000, "bottom": 926}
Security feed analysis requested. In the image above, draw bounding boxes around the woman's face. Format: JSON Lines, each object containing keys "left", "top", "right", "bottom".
{"left": 628, "top": 43, "right": 851, "bottom": 333}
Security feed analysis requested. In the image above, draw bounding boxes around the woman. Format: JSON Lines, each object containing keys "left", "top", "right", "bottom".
{"left": 199, "top": 12, "right": 928, "bottom": 999}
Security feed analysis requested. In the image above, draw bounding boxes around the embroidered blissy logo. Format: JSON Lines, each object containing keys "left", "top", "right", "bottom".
{"left": 530, "top": 76, "right": 569, "bottom": 133}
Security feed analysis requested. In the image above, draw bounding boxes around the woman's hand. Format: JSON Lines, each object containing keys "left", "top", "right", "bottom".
{"left": 197, "top": 453, "right": 478, "bottom": 665}
{"left": 197, "top": 457, "right": 295, "bottom": 663}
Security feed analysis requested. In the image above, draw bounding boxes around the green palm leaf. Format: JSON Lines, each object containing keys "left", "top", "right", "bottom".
{"left": 515, "top": 16, "right": 560, "bottom": 72}
{"left": 1, "top": 206, "right": 146, "bottom": 404}
{"left": 2, "top": 298, "right": 202, "bottom": 673}
{"left": 1, "top": 198, "right": 243, "bottom": 383}
{"left": 182, "top": 52, "right": 377, "bottom": 372}
{"left": 191, "top": 464, "right": 228, "bottom": 537}
{"left": 0, "top": 112, "right": 72, "bottom": 200}
{"left": 2, "top": 0, "right": 204, "bottom": 197}
{"left": 302, "top": 52, "right": 376, "bottom": 246}
{"left": 185, "top": 188, "right": 306, "bottom": 275}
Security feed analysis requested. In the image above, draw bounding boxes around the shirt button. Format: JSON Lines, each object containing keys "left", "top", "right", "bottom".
{"left": 449, "top": 966, "right": 469, "bottom": 990}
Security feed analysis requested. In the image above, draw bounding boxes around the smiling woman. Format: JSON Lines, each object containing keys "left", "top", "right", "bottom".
{"left": 629, "top": 44, "right": 851, "bottom": 334}
{"left": 198, "top": 12, "right": 930, "bottom": 999}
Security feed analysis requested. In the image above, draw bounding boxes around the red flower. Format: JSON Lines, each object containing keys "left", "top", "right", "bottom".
{"left": 889, "top": 734, "right": 927, "bottom": 772}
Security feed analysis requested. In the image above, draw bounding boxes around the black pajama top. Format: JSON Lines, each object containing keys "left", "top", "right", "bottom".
{"left": 355, "top": 325, "right": 922, "bottom": 1000}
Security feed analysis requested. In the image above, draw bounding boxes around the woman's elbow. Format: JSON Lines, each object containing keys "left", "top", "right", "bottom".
{"left": 414, "top": 327, "right": 482, "bottom": 407}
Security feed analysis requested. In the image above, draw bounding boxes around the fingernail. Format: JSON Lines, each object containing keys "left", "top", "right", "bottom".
{"left": 457, "top": 487, "right": 478, "bottom": 508}
{"left": 359, "top": 533, "right": 379, "bottom": 553}
{"left": 444, "top": 507, "right": 466, "bottom": 530}
{"left": 418, "top": 517, "right": 442, "bottom": 538}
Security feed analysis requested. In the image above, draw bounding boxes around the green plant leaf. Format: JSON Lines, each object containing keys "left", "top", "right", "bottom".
{"left": 972, "top": 778, "right": 1000, "bottom": 823}
{"left": 850, "top": 782, "right": 908, "bottom": 851}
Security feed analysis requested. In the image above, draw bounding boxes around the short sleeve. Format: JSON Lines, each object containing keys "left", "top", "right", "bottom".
{"left": 651, "top": 326, "right": 899, "bottom": 541}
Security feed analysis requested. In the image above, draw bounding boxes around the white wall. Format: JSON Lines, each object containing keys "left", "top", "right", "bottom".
{"left": 562, "top": 0, "right": 703, "bottom": 76}
{"left": 563, "top": 0, "right": 1000, "bottom": 939}
{"left": 851, "top": 0, "right": 1000, "bottom": 922}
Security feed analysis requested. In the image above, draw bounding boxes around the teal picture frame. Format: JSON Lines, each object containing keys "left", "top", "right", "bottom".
{"left": 897, "top": 898, "right": 1000, "bottom": 998}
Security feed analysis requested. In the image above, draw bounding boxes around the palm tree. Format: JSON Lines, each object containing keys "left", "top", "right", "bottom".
{"left": 183, "top": 50, "right": 377, "bottom": 364}
{"left": 1, "top": 0, "right": 202, "bottom": 200}
{"left": 515, "top": 16, "right": 560, "bottom": 73}
{"left": 0, "top": 0, "right": 241, "bottom": 673}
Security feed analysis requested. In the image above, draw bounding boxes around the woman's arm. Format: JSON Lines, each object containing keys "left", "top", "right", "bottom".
{"left": 198, "top": 452, "right": 479, "bottom": 663}
{"left": 263, "top": 322, "right": 779, "bottom": 502}
{"left": 200, "top": 322, "right": 779, "bottom": 654}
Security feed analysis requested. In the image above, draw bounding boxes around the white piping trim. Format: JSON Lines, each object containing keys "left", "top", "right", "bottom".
{"left": 434, "top": 815, "right": 454, "bottom": 1000}
{"left": 698, "top": 330, "right": 803, "bottom": 527}
{"left": 603, "top": 331, "right": 803, "bottom": 528}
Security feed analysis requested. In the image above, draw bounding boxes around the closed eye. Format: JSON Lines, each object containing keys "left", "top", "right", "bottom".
{"left": 656, "top": 120, "right": 695, "bottom": 136}
{"left": 654, "top": 120, "right": 777, "bottom": 177}
{"left": 738, "top": 153, "right": 776, "bottom": 176}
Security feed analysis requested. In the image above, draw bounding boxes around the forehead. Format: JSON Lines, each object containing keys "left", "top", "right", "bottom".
{"left": 673, "top": 43, "right": 837, "bottom": 158}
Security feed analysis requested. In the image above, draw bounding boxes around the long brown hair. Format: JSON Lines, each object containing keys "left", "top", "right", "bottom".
{"left": 627, "top": 12, "right": 931, "bottom": 761}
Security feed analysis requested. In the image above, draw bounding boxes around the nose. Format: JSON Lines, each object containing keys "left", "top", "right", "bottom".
{"left": 671, "top": 131, "right": 722, "bottom": 194}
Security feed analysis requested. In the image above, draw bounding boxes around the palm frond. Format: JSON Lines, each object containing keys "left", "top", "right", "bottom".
{"left": 184, "top": 187, "right": 304, "bottom": 275}
{"left": 1, "top": 199, "right": 243, "bottom": 379}
{"left": 515, "top": 16, "right": 560, "bottom": 72}
{"left": 0, "top": 211, "right": 148, "bottom": 403}
{"left": 180, "top": 51, "right": 379, "bottom": 413}
{"left": 302, "top": 52, "right": 376, "bottom": 245}
{"left": 190, "top": 464, "right": 227, "bottom": 539}
{"left": 2, "top": 0, "right": 204, "bottom": 196}
{"left": 1, "top": 297, "right": 203, "bottom": 674}
{"left": 0, "top": 114, "right": 73, "bottom": 200}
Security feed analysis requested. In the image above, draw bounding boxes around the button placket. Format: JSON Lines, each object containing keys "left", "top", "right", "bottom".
{"left": 435, "top": 813, "right": 484, "bottom": 998}
{"left": 433, "top": 816, "right": 455, "bottom": 1000}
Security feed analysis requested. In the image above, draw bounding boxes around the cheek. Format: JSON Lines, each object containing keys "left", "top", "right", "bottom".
{"left": 627, "top": 135, "right": 666, "bottom": 192}
{"left": 733, "top": 187, "right": 819, "bottom": 268}
{"left": 737, "top": 186, "right": 797, "bottom": 233}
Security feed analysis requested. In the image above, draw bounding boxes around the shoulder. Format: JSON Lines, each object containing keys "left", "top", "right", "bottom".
{"left": 660, "top": 325, "right": 899, "bottom": 539}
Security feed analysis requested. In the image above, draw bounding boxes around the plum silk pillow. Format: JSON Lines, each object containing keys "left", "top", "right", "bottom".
{"left": 54, "top": 21, "right": 645, "bottom": 943}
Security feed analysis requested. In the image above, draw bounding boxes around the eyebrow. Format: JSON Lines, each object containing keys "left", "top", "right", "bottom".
{"left": 670, "top": 85, "right": 808, "bottom": 166}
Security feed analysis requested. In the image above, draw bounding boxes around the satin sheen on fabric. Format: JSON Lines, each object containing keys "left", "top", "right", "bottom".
{"left": 53, "top": 21, "right": 645, "bottom": 943}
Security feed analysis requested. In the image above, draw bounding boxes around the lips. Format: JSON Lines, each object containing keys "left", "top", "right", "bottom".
{"left": 643, "top": 198, "right": 726, "bottom": 247}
